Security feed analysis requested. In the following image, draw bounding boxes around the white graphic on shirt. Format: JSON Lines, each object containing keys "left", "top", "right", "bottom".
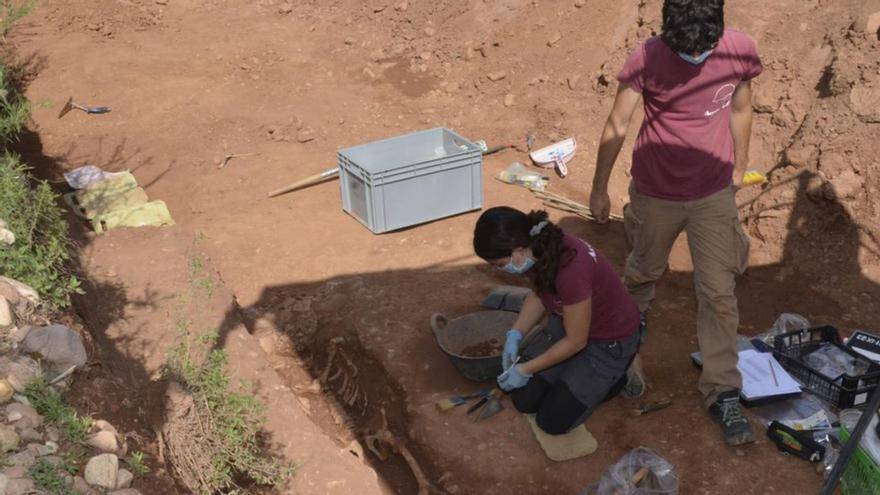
{"left": 704, "top": 83, "right": 736, "bottom": 118}
{"left": 578, "top": 239, "right": 598, "bottom": 263}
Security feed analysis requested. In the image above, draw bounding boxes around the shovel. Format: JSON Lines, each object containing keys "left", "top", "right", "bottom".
{"left": 57, "top": 97, "right": 111, "bottom": 119}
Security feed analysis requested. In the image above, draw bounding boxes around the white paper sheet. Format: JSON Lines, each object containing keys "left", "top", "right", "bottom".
{"left": 739, "top": 349, "right": 801, "bottom": 400}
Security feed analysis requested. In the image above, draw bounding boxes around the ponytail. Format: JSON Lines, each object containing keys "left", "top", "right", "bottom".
{"left": 473, "top": 207, "right": 570, "bottom": 294}
{"left": 524, "top": 210, "right": 568, "bottom": 294}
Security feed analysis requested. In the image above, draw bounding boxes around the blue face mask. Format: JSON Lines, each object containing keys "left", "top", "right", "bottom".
{"left": 678, "top": 49, "right": 713, "bottom": 65}
{"left": 502, "top": 256, "right": 535, "bottom": 275}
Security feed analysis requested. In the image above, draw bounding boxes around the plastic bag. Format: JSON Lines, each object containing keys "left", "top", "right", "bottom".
{"left": 581, "top": 447, "right": 678, "bottom": 495}
{"left": 753, "top": 313, "right": 811, "bottom": 345}
{"left": 751, "top": 391, "right": 837, "bottom": 440}
{"left": 803, "top": 343, "right": 870, "bottom": 380}
{"left": 496, "top": 162, "right": 549, "bottom": 191}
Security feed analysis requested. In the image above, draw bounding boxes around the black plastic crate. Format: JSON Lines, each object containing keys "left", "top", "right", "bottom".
{"left": 772, "top": 325, "right": 880, "bottom": 409}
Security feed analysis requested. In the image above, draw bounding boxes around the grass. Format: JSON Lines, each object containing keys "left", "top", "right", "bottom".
{"left": 164, "top": 327, "right": 290, "bottom": 493}
{"left": 0, "top": 0, "right": 35, "bottom": 39}
{"left": 29, "top": 458, "right": 78, "bottom": 495}
{"left": 126, "top": 451, "right": 150, "bottom": 477}
{"left": 24, "top": 378, "right": 93, "bottom": 446}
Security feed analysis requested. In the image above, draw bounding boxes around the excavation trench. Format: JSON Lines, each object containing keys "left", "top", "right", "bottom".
{"left": 235, "top": 295, "right": 445, "bottom": 495}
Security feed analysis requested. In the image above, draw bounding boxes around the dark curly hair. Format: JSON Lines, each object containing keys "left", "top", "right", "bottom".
{"left": 473, "top": 207, "right": 572, "bottom": 295}
{"left": 661, "top": 0, "right": 725, "bottom": 54}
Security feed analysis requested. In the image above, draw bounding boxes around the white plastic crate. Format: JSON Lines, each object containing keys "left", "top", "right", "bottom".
{"left": 338, "top": 128, "right": 483, "bottom": 233}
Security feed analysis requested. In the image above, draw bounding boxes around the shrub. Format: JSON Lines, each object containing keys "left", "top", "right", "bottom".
{"left": 0, "top": 152, "right": 82, "bottom": 307}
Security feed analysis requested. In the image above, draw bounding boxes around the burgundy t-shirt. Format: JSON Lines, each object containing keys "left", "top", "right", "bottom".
{"left": 617, "top": 28, "right": 763, "bottom": 201}
{"left": 531, "top": 234, "right": 640, "bottom": 341}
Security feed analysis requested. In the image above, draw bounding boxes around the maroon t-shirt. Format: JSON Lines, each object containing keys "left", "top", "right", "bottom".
{"left": 531, "top": 234, "right": 640, "bottom": 341}
{"left": 617, "top": 28, "right": 764, "bottom": 201}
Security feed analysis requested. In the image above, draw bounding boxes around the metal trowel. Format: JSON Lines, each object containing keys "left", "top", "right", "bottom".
{"left": 58, "top": 97, "right": 111, "bottom": 118}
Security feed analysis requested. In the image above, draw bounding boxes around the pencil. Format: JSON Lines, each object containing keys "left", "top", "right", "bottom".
{"left": 769, "top": 358, "right": 779, "bottom": 387}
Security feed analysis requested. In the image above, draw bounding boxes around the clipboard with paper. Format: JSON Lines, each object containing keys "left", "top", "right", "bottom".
{"left": 692, "top": 344, "right": 802, "bottom": 405}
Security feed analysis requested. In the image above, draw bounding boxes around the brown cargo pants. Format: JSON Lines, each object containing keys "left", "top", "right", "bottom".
{"left": 623, "top": 183, "right": 749, "bottom": 407}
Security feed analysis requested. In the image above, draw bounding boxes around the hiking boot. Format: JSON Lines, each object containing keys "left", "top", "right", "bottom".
{"left": 622, "top": 354, "right": 646, "bottom": 399}
{"left": 709, "top": 390, "right": 756, "bottom": 446}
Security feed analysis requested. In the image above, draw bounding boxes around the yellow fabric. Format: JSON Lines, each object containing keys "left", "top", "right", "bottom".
{"left": 64, "top": 187, "right": 148, "bottom": 219}
{"left": 524, "top": 414, "right": 598, "bottom": 461}
{"left": 92, "top": 200, "right": 175, "bottom": 234}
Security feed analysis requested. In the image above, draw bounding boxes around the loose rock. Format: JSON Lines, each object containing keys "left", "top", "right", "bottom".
{"left": 2, "top": 466, "right": 26, "bottom": 479}
{"left": 6, "top": 477, "right": 34, "bottom": 495}
{"left": 0, "top": 474, "right": 7, "bottom": 494}
{"left": 297, "top": 130, "right": 316, "bottom": 143}
{"left": 503, "top": 93, "right": 516, "bottom": 107}
{"left": 21, "top": 324, "right": 88, "bottom": 373}
{"left": 567, "top": 75, "right": 581, "bottom": 90}
{"left": 18, "top": 428, "right": 40, "bottom": 443}
{"left": 6, "top": 357, "right": 41, "bottom": 392}
{"left": 88, "top": 430, "right": 120, "bottom": 454}
{"left": 278, "top": 2, "right": 293, "bottom": 14}
{"left": 0, "top": 297, "right": 11, "bottom": 328}
{"left": 85, "top": 454, "right": 119, "bottom": 490}
{"left": 574, "top": 0, "right": 585, "bottom": 7}
{"left": 424, "top": 27, "right": 436, "bottom": 36}
{"left": 0, "top": 278, "right": 39, "bottom": 305}
{"left": 6, "top": 403, "right": 41, "bottom": 430}
{"left": 0, "top": 425, "right": 19, "bottom": 452}
{"left": 0, "top": 379, "right": 13, "bottom": 403}
{"left": 547, "top": 33, "right": 562, "bottom": 47}
{"left": 116, "top": 468, "right": 134, "bottom": 489}
{"left": 5, "top": 451, "right": 35, "bottom": 469}
{"left": 487, "top": 71, "right": 507, "bottom": 82}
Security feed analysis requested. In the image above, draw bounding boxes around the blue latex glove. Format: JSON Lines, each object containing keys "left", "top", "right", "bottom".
{"left": 502, "top": 329, "right": 523, "bottom": 370}
{"left": 498, "top": 364, "right": 532, "bottom": 392}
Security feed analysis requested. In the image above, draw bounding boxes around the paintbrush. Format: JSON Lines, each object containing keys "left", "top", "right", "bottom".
{"left": 435, "top": 389, "right": 491, "bottom": 412}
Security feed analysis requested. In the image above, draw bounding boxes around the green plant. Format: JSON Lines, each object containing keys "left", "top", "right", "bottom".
{"left": 29, "top": 458, "right": 78, "bottom": 495}
{"left": 0, "top": 0, "right": 35, "bottom": 38}
{"left": 126, "top": 451, "right": 150, "bottom": 477}
{"left": 163, "top": 328, "right": 290, "bottom": 493}
{"left": 25, "top": 378, "right": 93, "bottom": 445}
{"left": 0, "top": 152, "right": 83, "bottom": 307}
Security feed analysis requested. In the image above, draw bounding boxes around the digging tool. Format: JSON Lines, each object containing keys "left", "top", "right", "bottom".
{"left": 218, "top": 152, "right": 260, "bottom": 169}
{"left": 57, "top": 97, "right": 111, "bottom": 119}
{"left": 819, "top": 383, "right": 880, "bottom": 495}
{"left": 634, "top": 398, "right": 673, "bottom": 416}
{"left": 267, "top": 167, "right": 339, "bottom": 198}
{"left": 435, "top": 389, "right": 492, "bottom": 412}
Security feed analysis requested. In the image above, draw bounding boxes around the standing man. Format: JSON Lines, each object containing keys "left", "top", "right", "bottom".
{"left": 588, "top": 0, "right": 762, "bottom": 446}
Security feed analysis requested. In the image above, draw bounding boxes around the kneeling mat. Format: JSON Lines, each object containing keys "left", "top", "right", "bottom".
{"left": 524, "top": 414, "right": 598, "bottom": 461}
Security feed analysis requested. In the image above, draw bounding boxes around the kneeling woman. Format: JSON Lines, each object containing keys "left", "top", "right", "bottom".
{"left": 473, "top": 207, "right": 643, "bottom": 435}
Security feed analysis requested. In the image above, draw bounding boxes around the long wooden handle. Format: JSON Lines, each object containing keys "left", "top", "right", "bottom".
{"left": 267, "top": 167, "right": 339, "bottom": 198}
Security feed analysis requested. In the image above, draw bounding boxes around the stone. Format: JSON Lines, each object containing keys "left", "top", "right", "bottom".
{"left": 88, "top": 430, "right": 119, "bottom": 454}
{"left": 344, "top": 37, "right": 355, "bottom": 46}
{"left": 424, "top": 27, "right": 436, "bottom": 36}
{"left": 108, "top": 490, "right": 142, "bottom": 495}
{"left": 18, "top": 428, "right": 40, "bottom": 443}
{"left": 155, "top": 0, "right": 168, "bottom": 4}
{"left": 0, "top": 282, "right": 19, "bottom": 307}
{"left": 567, "top": 75, "right": 581, "bottom": 90}
{"left": 296, "top": 130, "right": 316, "bottom": 143}
{"left": 45, "top": 441, "right": 59, "bottom": 454}
{"left": 6, "top": 477, "right": 34, "bottom": 495}
{"left": 115, "top": 468, "right": 134, "bottom": 489}
{"left": 6, "top": 357, "right": 41, "bottom": 393}
{"left": 0, "top": 425, "right": 19, "bottom": 452}
{"left": 0, "top": 297, "right": 11, "bottom": 328}
{"left": 26, "top": 442, "right": 53, "bottom": 457}
{"left": 84, "top": 454, "right": 119, "bottom": 489}
{"left": 574, "top": 0, "right": 585, "bottom": 6}
{"left": 850, "top": 82, "right": 880, "bottom": 122}
{"left": 0, "top": 278, "right": 38, "bottom": 305}
{"left": 865, "top": 11, "right": 880, "bottom": 37}
{"left": 547, "top": 33, "right": 562, "bottom": 47}
{"left": 395, "top": 1, "right": 408, "bottom": 12}
{"left": 486, "top": 71, "right": 507, "bottom": 82}
{"left": 829, "top": 169, "right": 861, "bottom": 199}
{"left": 74, "top": 476, "right": 94, "bottom": 494}
{"left": 6, "top": 403, "right": 40, "bottom": 430}
{"left": 278, "top": 2, "right": 293, "bottom": 14}
{"left": 0, "top": 379, "right": 13, "bottom": 403}
{"left": 0, "top": 474, "right": 7, "bottom": 494}
{"left": 503, "top": 93, "right": 516, "bottom": 107}
{"left": 5, "top": 451, "right": 35, "bottom": 469}
{"left": 94, "top": 420, "right": 117, "bottom": 433}
{"left": 21, "top": 324, "right": 88, "bottom": 373}
{"left": 2, "top": 466, "right": 26, "bottom": 479}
